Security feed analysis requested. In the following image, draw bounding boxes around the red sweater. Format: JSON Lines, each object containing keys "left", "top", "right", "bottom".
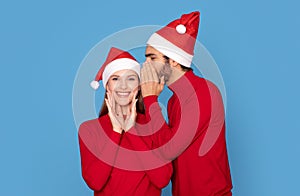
{"left": 143, "top": 71, "right": 232, "bottom": 196}
{"left": 78, "top": 114, "right": 172, "bottom": 196}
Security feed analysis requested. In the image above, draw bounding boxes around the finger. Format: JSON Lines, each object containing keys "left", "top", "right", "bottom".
{"left": 124, "top": 113, "right": 131, "bottom": 128}
{"left": 129, "top": 100, "right": 138, "bottom": 127}
{"left": 107, "top": 90, "right": 114, "bottom": 105}
{"left": 107, "top": 88, "right": 111, "bottom": 94}
{"left": 141, "top": 63, "right": 149, "bottom": 84}
{"left": 110, "top": 93, "right": 116, "bottom": 114}
{"left": 159, "top": 76, "right": 165, "bottom": 92}
{"left": 105, "top": 98, "right": 110, "bottom": 110}
{"left": 149, "top": 63, "right": 159, "bottom": 82}
{"left": 126, "top": 104, "right": 130, "bottom": 116}
{"left": 130, "top": 99, "right": 138, "bottom": 115}
{"left": 143, "top": 63, "right": 149, "bottom": 81}
{"left": 107, "top": 92, "right": 112, "bottom": 106}
{"left": 133, "top": 90, "right": 138, "bottom": 100}
{"left": 145, "top": 63, "right": 154, "bottom": 82}
{"left": 133, "top": 90, "right": 138, "bottom": 106}
{"left": 160, "top": 75, "right": 165, "bottom": 85}
{"left": 105, "top": 99, "right": 113, "bottom": 115}
{"left": 122, "top": 104, "right": 129, "bottom": 116}
{"left": 106, "top": 92, "right": 110, "bottom": 103}
{"left": 133, "top": 99, "right": 138, "bottom": 111}
{"left": 106, "top": 94, "right": 112, "bottom": 109}
{"left": 140, "top": 67, "right": 145, "bottom": 85}
{"left": 116, "top": 103, "right": 122, "bottom": 117}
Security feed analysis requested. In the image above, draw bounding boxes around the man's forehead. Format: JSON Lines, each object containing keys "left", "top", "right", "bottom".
{"left": 145, "top": 46, "right": 163, "bottom": 56}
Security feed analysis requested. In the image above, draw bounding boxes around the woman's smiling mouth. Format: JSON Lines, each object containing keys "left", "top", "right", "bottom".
{"left": 116, "top": 91, "right": 131, "bottom": 97}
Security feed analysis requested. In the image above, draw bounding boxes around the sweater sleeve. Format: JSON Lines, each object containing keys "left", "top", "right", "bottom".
{"left": 144, "top": 78, "right": 232, "bottom": 195}
{"left": 123, "top": 127, "right": 173, "bottom": 189}
{"left": 143, "top": 91, "right": 200, "bottom": 160}
{"left": 143, "top": 162, "right": 173, "bottom": 189}
{"left": 143, "top": 79, "right": 226, "bottom": 160}
{"left": 78, "top": 122, "right": 123, "bottom": 191}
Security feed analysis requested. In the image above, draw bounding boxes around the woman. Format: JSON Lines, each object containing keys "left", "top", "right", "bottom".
{"left": 78, "top": 47, "right": 172, "bottom": 196}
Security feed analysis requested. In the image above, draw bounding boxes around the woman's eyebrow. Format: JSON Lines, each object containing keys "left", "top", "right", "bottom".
{"left": 127, "top": 74, "right": 138, "bottom": 77}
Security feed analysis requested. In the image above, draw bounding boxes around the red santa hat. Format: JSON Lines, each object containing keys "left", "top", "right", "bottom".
{"left": 147, "top": 11, "right": 200, "bottom": 68}
{"left": 90, "top": 47, "right": 140, "bottom": 90}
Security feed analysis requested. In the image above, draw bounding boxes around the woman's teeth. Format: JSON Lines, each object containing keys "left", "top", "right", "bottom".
{"left": 116, "top": 92, "right": 130, "bottom": 97}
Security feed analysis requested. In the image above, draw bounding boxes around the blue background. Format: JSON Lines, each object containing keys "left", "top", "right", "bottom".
{"left": 1, "top": 0, "right": 299, "bottom": 195}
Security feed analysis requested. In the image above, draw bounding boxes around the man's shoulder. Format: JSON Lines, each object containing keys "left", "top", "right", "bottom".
{"left": 186, "top": 73, "right": 222, "bottom": 102}
{"left": 188, "top": 72, "right": 218, "bottom": 90}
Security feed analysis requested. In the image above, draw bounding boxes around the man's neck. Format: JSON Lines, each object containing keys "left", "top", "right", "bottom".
{"left": 166, "top": 68, "right": 186, "bottom": 86}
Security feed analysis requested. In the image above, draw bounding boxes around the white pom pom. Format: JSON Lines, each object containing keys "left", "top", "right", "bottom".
{"left": 90, "top": 80, "right": 100, "bottom": 90}
{"left": 176, "top": 24, "right": 186, "bottom": 34}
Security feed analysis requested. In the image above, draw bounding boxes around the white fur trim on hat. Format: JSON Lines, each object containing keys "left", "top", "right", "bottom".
{"left": 147, "top": 33, "right": 193, "bottom": 67}
{"left": 102, "top": 58, "right": 140, "bottom": 88}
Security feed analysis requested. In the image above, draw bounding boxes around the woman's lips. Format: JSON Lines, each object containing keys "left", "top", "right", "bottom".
{"left": 116, "top": 91, "right": 131, "bottom": 97}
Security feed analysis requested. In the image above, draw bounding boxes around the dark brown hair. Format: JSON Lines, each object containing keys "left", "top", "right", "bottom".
{"left": 163, "top": 55, "right": 193, "bottom": 72}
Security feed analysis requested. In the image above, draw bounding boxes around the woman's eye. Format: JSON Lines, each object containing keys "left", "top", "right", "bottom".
{"left": 128, "top": 77, "right": 136, "bottom": 81}
{"left": 111, "top": 77, "right": 118, "bottom": 81}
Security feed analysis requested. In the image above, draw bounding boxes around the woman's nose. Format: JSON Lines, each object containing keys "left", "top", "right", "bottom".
{"left": 119, "top": 79, "right": 127, "bottom": 89}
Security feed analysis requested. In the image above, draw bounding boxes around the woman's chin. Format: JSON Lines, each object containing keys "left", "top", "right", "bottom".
{"left": 115, "top": 99, "right": 130, "bottom": 106}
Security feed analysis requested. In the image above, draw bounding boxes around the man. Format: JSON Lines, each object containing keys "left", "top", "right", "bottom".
{"left": 140, "top": 11, "right": 233, "bottom": 195}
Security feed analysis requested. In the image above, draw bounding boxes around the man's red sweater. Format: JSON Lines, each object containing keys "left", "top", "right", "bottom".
{"left": 143, "top": 70, "right": 233, "bottom": 196}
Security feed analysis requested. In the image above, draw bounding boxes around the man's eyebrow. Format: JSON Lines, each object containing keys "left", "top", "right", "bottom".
{"left": 145, "top": 53, "right": 156, "bottom": 58}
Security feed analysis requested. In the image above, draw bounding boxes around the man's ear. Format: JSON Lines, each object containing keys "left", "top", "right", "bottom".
{"left": 169, "top": 59, "right": 180, "bottom": 68}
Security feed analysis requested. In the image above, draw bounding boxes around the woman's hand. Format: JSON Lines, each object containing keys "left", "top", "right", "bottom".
{"left": 105, "top": 91, "right": 124, "bottom": 134}
{"left": 106, "top": 90, "right": 138, "bottom": 133}
{"left": 123, "top": 91, "right": 138, "bottom": 132}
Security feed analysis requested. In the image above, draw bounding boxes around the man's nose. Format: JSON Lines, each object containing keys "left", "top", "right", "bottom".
{"left": 144, "top": 57, "right": 151, "bottom": 63}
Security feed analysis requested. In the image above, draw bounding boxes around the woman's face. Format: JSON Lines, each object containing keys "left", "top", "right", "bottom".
{"left": 107, "top": 69, "right": 139, "bottom": 106}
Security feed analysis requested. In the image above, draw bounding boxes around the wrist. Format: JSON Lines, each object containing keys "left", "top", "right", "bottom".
{"left": 143, "top": 95, "right": 158, "bottom": 108}
{"left": 113, "top": 127, "right": 123, "bottom": 134}
{"left": 124, "top": 126, "right": 133, "bottom": 132}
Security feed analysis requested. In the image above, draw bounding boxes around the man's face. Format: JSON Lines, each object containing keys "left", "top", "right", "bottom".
{"left": 145, "top": 45, "right": 166, "bottom": 65}
{"left": 145, "top": 46, "right": 172, "bottom": 83}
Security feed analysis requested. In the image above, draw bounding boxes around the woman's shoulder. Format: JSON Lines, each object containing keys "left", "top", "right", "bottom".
{"left": 79, "top": 115, "right": 110, "bottom": 131}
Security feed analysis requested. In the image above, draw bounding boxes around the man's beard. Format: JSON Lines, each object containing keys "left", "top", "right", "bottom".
{"left": 158, "top": 62, "right": 172, "bottom": 83}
